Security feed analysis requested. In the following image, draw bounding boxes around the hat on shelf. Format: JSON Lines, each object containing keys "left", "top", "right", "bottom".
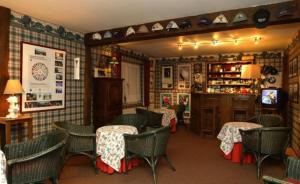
{"left": 179, "top": 19, "right": 192, "bottom": 29}
{"left": 252, "top": 9, "right": 270, "bottom": 28}
{"left": 232, "top": 12, "right": 248, "bottom": 23}
{"left": 166, "top": 21, "right": 179, "bottom": 31}
{"left": 126, "top": 26, "right": 135, "bottom": 37}
{"left": 137, "top": 25, "right": 150, "bottom": 33}
{"left": 152, "top": 23, "right": 164, "bottom": 32}
{"left": 277, "top": 5, "right": 294, "bottom": 18}
{"left": 92, "top": 33, "right": 102, "bottom": 40}
{"left": 103, "top": 31, "right": 112, "bottom": 39}
{"left": 197, "top": 17, "right": 212, "bottom": 25}
{"left": 113, "top": 31, "right": 123, "bottom": 39}
{"left": 213, "top": 14, "right": 228, "bottom": 24}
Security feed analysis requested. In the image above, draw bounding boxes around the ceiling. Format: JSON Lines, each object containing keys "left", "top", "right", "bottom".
{"left": 119, "top": 23, "right": 300, "bottom": 57}
{"left": 0, "top": 0, "right": 291, "bottom": 33}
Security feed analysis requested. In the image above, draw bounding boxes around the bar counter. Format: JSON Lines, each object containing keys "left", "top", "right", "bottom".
{"left": 190, "top": 92, "right": 256, "bottom": 136}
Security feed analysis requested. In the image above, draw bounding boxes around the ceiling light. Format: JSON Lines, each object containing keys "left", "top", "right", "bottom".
{"left": 212, "top": 40, "right": 220, "bottom": 46}
{"left": 193, "top": 42, "right": 199, "bottom": 49}
{"left": 178, "top": 44, "right": 183, "bottom": 50}
{"left": 234, "top": 39, "right": 239, "bottom": 45}
{"left": 254, "top": 36, "right": 261, "bottom": 45}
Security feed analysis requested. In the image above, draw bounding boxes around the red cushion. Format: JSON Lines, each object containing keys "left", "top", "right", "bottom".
{"left": 284, "top": 178, "right": 300, "bottom": 184}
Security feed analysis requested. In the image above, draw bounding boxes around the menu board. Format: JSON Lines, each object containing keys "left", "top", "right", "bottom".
{"left": 21, "top": 42, "right": 66, "bottom": 112}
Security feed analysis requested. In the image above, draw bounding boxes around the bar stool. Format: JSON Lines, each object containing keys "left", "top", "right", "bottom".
{"left": 200, "top": 98, "right": 218, "bottom": 137}
{"left": 232, "top": 96, "right": 250, "bottom": 121}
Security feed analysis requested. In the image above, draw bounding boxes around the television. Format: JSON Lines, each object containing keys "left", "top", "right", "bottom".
{"left": 261, "top": 88, "right": 281, "bottom": 108}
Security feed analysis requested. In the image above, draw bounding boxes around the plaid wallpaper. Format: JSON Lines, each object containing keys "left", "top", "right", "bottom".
{"left": 8, "top": 25, "right": 85, "bottom": 142}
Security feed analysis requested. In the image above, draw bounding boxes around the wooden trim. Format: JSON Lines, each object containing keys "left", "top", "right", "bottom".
{"left": 0, "top": 6, "right": 10, "bottom": 117}
{"left": 84, "top": 1, "right": 300, "bottom": 46}
{"left": 84, "top": 46, "right": 92, "bottom": 125}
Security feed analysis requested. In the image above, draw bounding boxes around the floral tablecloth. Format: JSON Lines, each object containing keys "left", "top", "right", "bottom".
{"left": 0, "top": 150, "right": 7, "bottom": 184}
{"left": 152, "top": 108, "right": 177, "bottom": 126}
{"left": 96, "top": 125, "right": 138, "bottom": 172}
{"left": 217, "top": 122, "right": 262, "bottom": 155}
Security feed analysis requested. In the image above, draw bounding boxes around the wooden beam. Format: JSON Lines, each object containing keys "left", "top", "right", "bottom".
{"left": 0, "top": 6, "right": 10, "bottom": 117}
{"left": 84, "top": 0, "right": 300, "bottom": 47}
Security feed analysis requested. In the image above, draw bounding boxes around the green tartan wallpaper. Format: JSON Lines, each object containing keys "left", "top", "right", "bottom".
{"left": 8, "top": 13, "right": 85, "bottom": 142}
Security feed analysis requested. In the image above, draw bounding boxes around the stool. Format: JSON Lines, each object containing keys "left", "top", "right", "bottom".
{"left": 232, "top": 96, "right": 250, "bottom": 121}
{"left": 200, "top": 106, "right": 218, "bottom": 137}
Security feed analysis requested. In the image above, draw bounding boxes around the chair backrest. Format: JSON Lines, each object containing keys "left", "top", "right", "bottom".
{"left": 113, "top": 114, "right": 147, "bottom": 132}
{"left": 260, "top": 127, "right": 291, "bottom": 155}
{"left": 147, "top": 111, "right": 163, "bottom": 127}
{"left": 286, "top": 157, "right": 300, "bottom": 180}
{"left": 153, "top": 126, "right": 171, "bottom": 156}
{"left": 258, "top": 114, "right": 283, "bottom": 127}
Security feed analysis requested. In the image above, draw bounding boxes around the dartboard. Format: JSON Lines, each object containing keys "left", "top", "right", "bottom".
{"left": 32, "top": 63, "right": 48, "bottom": 81}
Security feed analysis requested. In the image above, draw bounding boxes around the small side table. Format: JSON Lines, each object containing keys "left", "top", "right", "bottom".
{"left": 0, "top": 115, "right": 33, "bottom": 148}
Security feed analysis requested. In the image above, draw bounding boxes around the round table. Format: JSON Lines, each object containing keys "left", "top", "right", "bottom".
{"left": 151, "top": 108, "right": 177, "bottom": 132}
{"left": 217, "top": 122, "right": 263, "bottom": 163}
{"left": 0, "top": 150, "right": 7, "bottom": 184}
{"left": 96, "top": 125, "right": 138, "bottom": 173}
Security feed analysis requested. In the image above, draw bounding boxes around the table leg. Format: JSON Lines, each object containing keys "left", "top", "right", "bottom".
{"left": 27, "top": 120, "right": 33, "bottom": 139}
{"left": 5, "top": 124, "right": 11, "bottom": 144}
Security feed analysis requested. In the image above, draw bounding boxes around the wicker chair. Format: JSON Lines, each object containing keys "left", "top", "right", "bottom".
{"left": 136, "top": 108, "right": 163, "bottom": 128}
{"left": 247, "top": 114, "right": 283, "bottom": 127}
{"left": 124, "top": 125, "right": 175, "bottom": 184}
{"left": 112, "top": 114, "right": 147, "bottom": 132}
{"left": 263, "top": 157, "right": 300, "bottom": 184}
{"left": 4, "top": 130, "right": 68, "bottom": 184}
{"left": 52, "top": 121, "right": 97, "bottom": 171}
{"left": 239, "top": 127, "right": 291, "bottom": 179}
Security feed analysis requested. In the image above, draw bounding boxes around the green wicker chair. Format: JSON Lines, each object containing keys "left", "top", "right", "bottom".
{"left": 239, "top": 127, "right": 291, "bottom": 179}
{"left": 112, "top": 114, "right": 147, "bottom": 133}
{"left": 136, "top": 108, "right": 163, "bottom": 128}
{"left": 263, "top": 157, "right": 300, "bottom": 184}
{"left": 124, "top": 125, "right": 175, "bottom": 184}
{"left": 52, "top": 121, "right": 97, "bottom": 171}
{"left": 247, "top": 114, "right": 283, "bottom": 127}
{"left": 4, "top": 130, "right": 68, "bottom": 184}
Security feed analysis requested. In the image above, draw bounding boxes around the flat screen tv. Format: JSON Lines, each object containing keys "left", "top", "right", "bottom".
{"left": 261, "top": 88, "right": 280, "bottom": 108}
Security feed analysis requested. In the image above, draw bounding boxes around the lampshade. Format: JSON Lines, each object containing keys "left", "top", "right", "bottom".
{"left": 241, "top": 64, "right": 261, "bottom": 79}
{"left": 4, "top": 79, "right": 24, "bottom": 95}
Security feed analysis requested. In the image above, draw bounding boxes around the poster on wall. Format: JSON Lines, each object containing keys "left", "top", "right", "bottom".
{"left": 178, "top": 64, "right": 191, "bottom": 90}
{"left": 161, "top": 66, "right": 173, "bottom": 89}
{"left": 177, "top": 93, "right": 191, "bottom": 118}
{"left": 21, "top": 42, "right": 66, "bottom": 112}
{"left": 160, "top": 93, "right": 173, "bottom": 108}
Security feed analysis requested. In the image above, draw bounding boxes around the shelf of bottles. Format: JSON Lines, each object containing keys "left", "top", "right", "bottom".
{"left": 206, "top": 61, "right": 253, "bottom": 94}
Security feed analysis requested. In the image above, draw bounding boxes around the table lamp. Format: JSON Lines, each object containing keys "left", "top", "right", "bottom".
{"left": 241, "top": 64, "right": 261, "bottom": 94}
{"left": 3, "top": 79, "right": 24, "bottom": 118}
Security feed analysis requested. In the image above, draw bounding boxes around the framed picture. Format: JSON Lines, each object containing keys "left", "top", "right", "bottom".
{"left": 160, "top": 93, "right": 173, "bottom": 108}
{"left": 293, "top": 83, "right": 299, "bottom": 103}
{"left": 21, "top": 42, "right": 66, "bottom": 112}
{"left": 178, "top": 64, "right": 191, "bottom": 90}
{"left": 289, "top": 60, "right": 293, "bottom": 77}
{"left": 177, "top": 93, "right": 191, "bottom": 118}
{"left": 161, "top": 66, "right": 173, "bottom": 89}
{"left": 289, "top": 84, "right": 293, "bottom": 102}
{"left": 194, "top": 63, "right": 202, "bottom": 74}
{"left": 293, "top": 57, "right": 298, "bottom": 77}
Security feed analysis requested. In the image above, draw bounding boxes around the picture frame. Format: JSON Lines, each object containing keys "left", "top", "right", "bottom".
{"left": 160, "top": 93, "right": 173, "bottom": 108}
{"left": 289, "top": 59, "right": 293, "bottom": 77}
{"left": 178, "top": 64, "right": 191, "bottom": 90}
{"left": 194, "top": 63, "right": 202, "bottom": 74}
{"left": 21, "top": 42, "right": 66, "bottom": 112}
{"left": 293, "top": 83, "right": 299, "bottom": 103}
{"left": 177, "top": 93, "right": 191, "bottom": 118}
{"left": 161, "top": 66, "right": 173, "bottom": 89}
{"left": 293, "top": 57, "right": 298, "bottom": 77}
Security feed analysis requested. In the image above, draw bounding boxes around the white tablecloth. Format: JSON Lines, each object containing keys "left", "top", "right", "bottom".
{"left": 217, "top": 122, "right": 262, "bottom": 155}
{"left": 151, "top": 108, "right": 177, "bottom": 126}
{"left": 0, "top": 150, "right": 7, "bottom": 184}
{"left": 96, "top": 125, "right": 138, "bottom": 172}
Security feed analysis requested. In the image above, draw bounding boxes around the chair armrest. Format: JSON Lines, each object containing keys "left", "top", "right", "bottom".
{"left": 68, "top": 131, "right": 96, "bottom": 137}
{"left": 263, "top": 176, "right": 293, "bottom": 184}
{"left": 6, "top": 141, "right": 66, "bottom": 166}
{"left": 247, "top": 116, "right": 258, "bottom": 123}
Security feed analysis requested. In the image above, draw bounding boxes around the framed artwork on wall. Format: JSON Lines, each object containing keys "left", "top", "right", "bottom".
{"left": 177, "top": 93, "right": 191, "bottom": 118}
{"left": 160, "top": 93, "right": 173, "bottom": 108}
{"left": 293, "top": 83, "right": 299, "bottom": 103}
{"left": 293, "top": 57, "right": 298, "bottom": 77}
{"left": 178, "top": 64, "right": 191, "bottom": 90}
{"left": 161, "top": 66, "right": 173, "bottom": 89}
{"left": 21, "top": 42, "right": 66, "bottom": 112}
